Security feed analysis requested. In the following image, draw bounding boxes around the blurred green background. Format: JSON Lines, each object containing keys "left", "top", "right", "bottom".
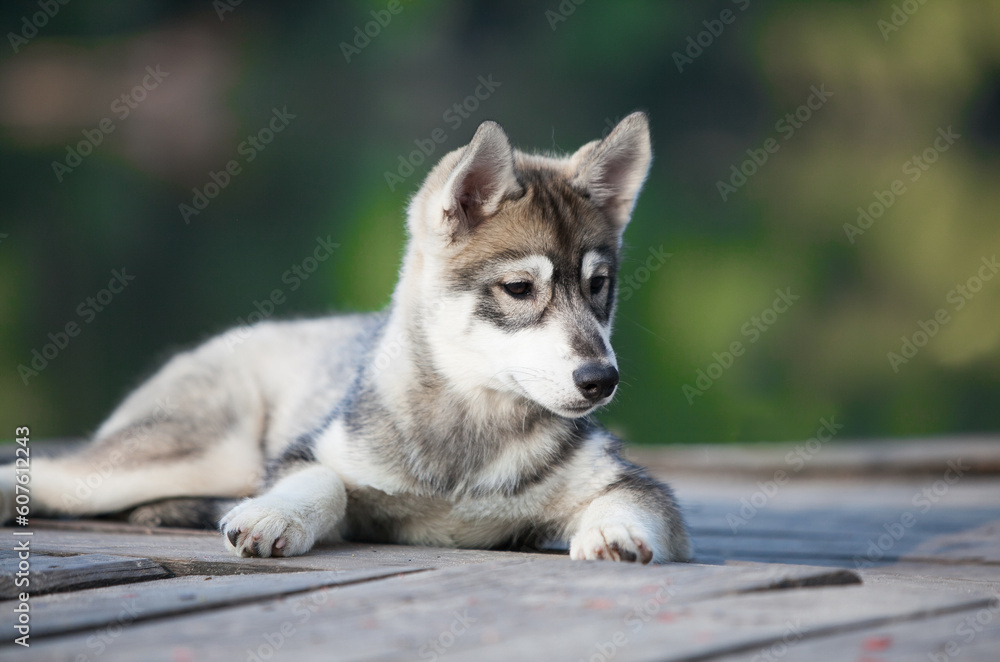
{"left": 1, "top": 0, "right": 999, "bottom": 445}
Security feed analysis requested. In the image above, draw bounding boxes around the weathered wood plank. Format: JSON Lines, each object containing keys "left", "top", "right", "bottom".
{"left": 0, "top": 554, "right": 170, "bottom": 598}
{"left": 859, "top": 562, "right": 1000, "bottom": 594}
{"left": 685, "top": 502, "right": 1000, "bottom": 536}
{"left": 689, "top": 512, "right": 1000, "bottom": 569}
{"left": 709, "top": 598, "right": 1000, "bottom": 662}
{"left": 908, "top": 520, "right": 1000, "bottom": 564}
{"left": 628, "top": 437, "right": 1000, "bottom": 477}
{"left": 0, "top": 567, "right": 423, "bottom": 639}
{"left": 18, "top": 517, "right": 219, "bottom": 537}
{"left": 693, "top": 532, "right": 886, "bottom": 562}
{"left": 10, "top": 558, "right": 987, "bottom": 662}
{"left": 13, "top": 506, "right": 999, "bottom": 582}
{"left": 461, "top": 587, "right": 995, "bottom": 662}
{"left": 9, "top": 526, "right": 567, "bottom": 576}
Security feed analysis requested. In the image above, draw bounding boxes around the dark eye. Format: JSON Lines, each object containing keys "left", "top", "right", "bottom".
{"left": 589, "top": 276, "right": 607, "bottom": 296}
{"left": 503, "top": 281, "right": 533, "bottom": 299}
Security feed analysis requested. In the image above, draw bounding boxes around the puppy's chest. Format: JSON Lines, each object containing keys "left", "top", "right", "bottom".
{"left": 349, "top": 479, "right": 549, "bottom": 519}
{"left": 344, "top": 483, "right": 551, "bottom": 546}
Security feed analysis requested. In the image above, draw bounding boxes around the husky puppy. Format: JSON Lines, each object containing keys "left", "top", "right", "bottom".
{"left": 2, "top": 113, "right": 690, "bottom": 563}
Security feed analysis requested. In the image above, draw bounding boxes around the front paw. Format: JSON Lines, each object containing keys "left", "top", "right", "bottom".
{"left": 219, "top": 499, "right": 314, "bottom": 558}
{"left": 570, "top": 522, "right": 654, "bottom": 564}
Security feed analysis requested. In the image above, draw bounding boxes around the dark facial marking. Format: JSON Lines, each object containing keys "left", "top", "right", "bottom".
{"left": 455, "top": 172, "right": 620, "bottom": 333}
{"left": 569, "top": 325, "right": 608, "bottom": 360}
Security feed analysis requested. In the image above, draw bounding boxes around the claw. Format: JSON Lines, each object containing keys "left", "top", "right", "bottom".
{"left": 634, "top": 538, "right": 653, "bottom": 564}
{"left": 614, "top": 543, "right": 637, "bottom": 562}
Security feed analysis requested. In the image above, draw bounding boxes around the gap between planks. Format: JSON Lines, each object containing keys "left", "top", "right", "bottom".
{"left": 1, "top": 566, "right": 429, "bottom": 640}
{"left": 11, "top": 558, "right": 993, "bottom": 662}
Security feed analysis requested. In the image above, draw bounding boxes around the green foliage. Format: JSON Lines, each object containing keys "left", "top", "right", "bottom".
{"left": 1, "top": 0, "right": 998, "bottom": 443}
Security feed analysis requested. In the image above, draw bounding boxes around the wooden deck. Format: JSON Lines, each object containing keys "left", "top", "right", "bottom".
{"left": 3, "top": 438, "right": 999, "bottom": 661}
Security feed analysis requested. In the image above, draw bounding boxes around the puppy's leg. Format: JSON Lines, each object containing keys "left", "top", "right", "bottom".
{"left": 566, "top": 452, "right": 691, "bottom": 563}
{"left": 0, "top": 354, "right": 264, "bottom": 523}
{"left": 569, "top": 470, "right": 691, "bottom": 563}
{"left": 8, "top": 422, "right": 261, "bottom": 521}
{"left": 219, "top": 463, "right": 346, "bottom": 558}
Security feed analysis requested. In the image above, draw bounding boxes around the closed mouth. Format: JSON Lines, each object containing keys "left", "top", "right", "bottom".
{"left": 562, "top": 404, "right": 594, "bottom": 415}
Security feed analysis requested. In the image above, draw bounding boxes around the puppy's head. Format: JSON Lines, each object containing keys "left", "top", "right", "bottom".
{"left": 404, "top": 113, "right": 652, "bottom": 418}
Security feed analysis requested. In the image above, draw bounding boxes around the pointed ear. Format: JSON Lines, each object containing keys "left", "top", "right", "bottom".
{"left": 571, "top": 112, "right": 652, "bottom": 231}
{"left": 440, "top": 120, "right": 521, "bottom": 237}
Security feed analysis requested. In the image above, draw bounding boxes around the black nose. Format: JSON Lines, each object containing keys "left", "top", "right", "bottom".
{"left": 573, "top": 364, "right": 619, "bottom": 402}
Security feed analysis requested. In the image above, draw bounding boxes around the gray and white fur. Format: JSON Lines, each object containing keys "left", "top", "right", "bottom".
{"left": 1, "top": 113, "right": 690, "bottom": 563}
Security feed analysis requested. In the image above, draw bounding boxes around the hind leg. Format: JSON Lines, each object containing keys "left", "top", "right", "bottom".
{"left": 1, "top": 350, "right": 266, "bottom": 523}
{"left": 2, "top": 418, "right": 262, "bottom": 523}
